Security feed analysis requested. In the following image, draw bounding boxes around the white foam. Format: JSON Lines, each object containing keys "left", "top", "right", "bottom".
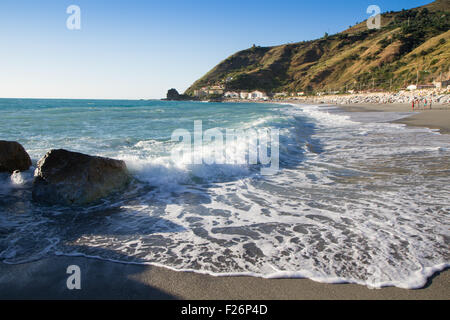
{"left": 81, "top": 104, "right": 449, "bottom": 288}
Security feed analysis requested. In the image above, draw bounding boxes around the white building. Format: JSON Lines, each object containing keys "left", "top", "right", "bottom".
{"left": 249, "top": 90, "right": 268, "bottom": 100}
{"left": 224, "top": 91, "right": 240, "bottom": 99}
{"left": 240, "top": 92, "right": 250, "bottom": 99}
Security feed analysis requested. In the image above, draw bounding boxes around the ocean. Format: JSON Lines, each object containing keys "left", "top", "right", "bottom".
{"left": 0, "top": 98, "right": 449, "bottom": 289}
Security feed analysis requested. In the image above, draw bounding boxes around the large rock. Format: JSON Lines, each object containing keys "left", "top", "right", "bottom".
{"left": 167, "top": 88, "right": 181, "bottom": 100}
{"left": 165, "top": 88, "right": 193, "bottom": 101}
{"left": 32, "top": 149, "right": 130, "bottom": 205}
{"left": 0, "top": 141, "right": 32, "bottom": 173}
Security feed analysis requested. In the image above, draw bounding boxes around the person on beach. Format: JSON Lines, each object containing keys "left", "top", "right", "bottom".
{"left": 412, "top": 100, "right": 415, "bottom": 110}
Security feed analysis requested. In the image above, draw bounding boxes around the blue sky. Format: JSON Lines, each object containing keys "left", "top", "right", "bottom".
{"left": 0, "top": 0, "right": 432, "bottom": 99}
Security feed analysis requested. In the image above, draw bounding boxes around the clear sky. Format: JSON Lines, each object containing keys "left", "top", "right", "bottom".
{"left": 0, "top": 0, "right": 432, "bottom": 99}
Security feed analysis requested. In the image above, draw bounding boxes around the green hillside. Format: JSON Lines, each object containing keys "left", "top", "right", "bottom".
{"left": 185, "top": 0, "right": 450, "bottom": 95}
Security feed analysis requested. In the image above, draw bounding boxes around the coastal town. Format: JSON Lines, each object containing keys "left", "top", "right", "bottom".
{"left": 188, "top": 78, "right": 450, "bottom": 106}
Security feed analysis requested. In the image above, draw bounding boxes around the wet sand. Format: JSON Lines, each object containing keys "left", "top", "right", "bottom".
{"left": 338, "top": 104, "right": 450, "bottom": 134}
{"left": 0, "top": 256, "right": 448, "bottom": 300}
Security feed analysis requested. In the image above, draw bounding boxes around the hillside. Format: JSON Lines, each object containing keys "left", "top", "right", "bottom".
{"left": 185, "top": 0, "right": 450, "bottom": 96}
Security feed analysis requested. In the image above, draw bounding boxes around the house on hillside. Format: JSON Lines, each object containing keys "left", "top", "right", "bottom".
{"left": 194, "top": 85, "right": 225, "bottom": 97}
{"left": 193, "top": 87, "right": 208, "bottom": 98}
{"left": 208, "top": 85, "right": 224, "bottom": 95}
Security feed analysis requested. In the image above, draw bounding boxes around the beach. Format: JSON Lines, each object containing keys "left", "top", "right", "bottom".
{"left": 0, "top": 256, "right": 449, "bottom": 300}
{"left": 337, "top": 103, "right": 450, "bottom": 135}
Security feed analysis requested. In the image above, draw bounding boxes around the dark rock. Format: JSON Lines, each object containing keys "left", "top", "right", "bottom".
{"left": 0, "top": 141, "right": 32, "bottom": 173}
{"left": 165, "top": 88, "right": 195, "bottom": 101}
{"left": 32, "top": 149, "right": 130, "bottom": 205}
{"left": 167, "top": 88, "right": 180, "bottom": 100}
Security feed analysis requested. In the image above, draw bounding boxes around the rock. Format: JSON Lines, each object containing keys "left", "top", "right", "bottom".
{"left": 167, "top": 88, "right": 181, "bottom": 100}
{"left": 0, "top": 141, "right": 32, "bottom": 173}
{"left": 32, "top": 149, "right": 130, "bottom": 205}
{"left": 165, "top": 88, "right": 194, "bottom": 101}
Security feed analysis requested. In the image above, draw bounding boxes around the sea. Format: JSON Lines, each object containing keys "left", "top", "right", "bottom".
{"left": 0, "top": 98, "right": 449, "bottom": 289}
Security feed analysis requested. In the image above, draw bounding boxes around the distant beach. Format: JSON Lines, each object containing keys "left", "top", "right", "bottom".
{"left": 338, "top": 104, "right": 450, "bottom": 135}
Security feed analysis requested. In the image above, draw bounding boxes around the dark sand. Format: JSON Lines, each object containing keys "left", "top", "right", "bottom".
{"left": 0, "top": 257, "right": 448, "bottom": 299}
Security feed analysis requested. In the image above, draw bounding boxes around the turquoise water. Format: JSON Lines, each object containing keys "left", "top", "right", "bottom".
{"left": 0, "top": 98, "right": 449, "bottom": 289}
{"left": 0, "top": 99, "right": 279, "bottom": 160}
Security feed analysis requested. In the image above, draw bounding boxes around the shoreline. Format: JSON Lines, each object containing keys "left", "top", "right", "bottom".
{"left": 1, "top": 256, "right": 449, "bottom": 299}
{"left": 248, "top": 100, "right": 450, "bottom": 135}
{"left": 224, "top": 98, "right": 450, "bottom": 135}
{"left": 335, "top": 103, "right": 450, "bottom": 135}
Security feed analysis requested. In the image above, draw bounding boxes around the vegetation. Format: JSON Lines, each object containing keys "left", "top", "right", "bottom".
{"left": 185, "top": 0, "right": 449, "bottom": 95}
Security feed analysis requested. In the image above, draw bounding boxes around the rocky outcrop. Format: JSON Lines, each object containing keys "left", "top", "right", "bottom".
{"left": 32, "top": 149, "right": 130, "bottom": 205}
{"left": 167, "top": 88, "right": 181, "bottom": 100}
{"left": 0, "top": 141, "right": 32, "bottom": 173}
{"left": 165, "top": 88, "right": 194, "bottom": 101}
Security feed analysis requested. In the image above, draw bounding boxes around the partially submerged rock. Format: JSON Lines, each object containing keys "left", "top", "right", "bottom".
{"left": 32, "top": 149, "right": 130, "bottom": 205}
{"left": 0, "top": 141, "right": 32, "bottom": 173}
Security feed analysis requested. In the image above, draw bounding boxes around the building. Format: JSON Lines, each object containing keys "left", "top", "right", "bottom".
{"left": 193, "top": 88, "right": 208, "bottom": 98}
{"left": 433, "top": 79, "right": 450, "bottom": 89}
{"left": 248, "top": 90, "right": 268, "bottom": 100}
{"left": 208, "top": 85, "right": 224, "bottom": 95}
{"left": 224, "top": 91, "right": 240, "bottom": 99}
{"left": 194, "top": 85, "right": 224, "bottom": 97}
{"left": 417, "top": 84, "right": 435, "bottom": 90}
{"left": 240, "top": 92, "right": 250, "bottom": 99}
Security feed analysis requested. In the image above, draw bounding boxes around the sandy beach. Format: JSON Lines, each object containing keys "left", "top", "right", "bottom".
{"left": 0, "top": 256, "right": 448, "bottom": 300}
{"left": 337, "top": 103, "right": 450, "bottom": 135}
